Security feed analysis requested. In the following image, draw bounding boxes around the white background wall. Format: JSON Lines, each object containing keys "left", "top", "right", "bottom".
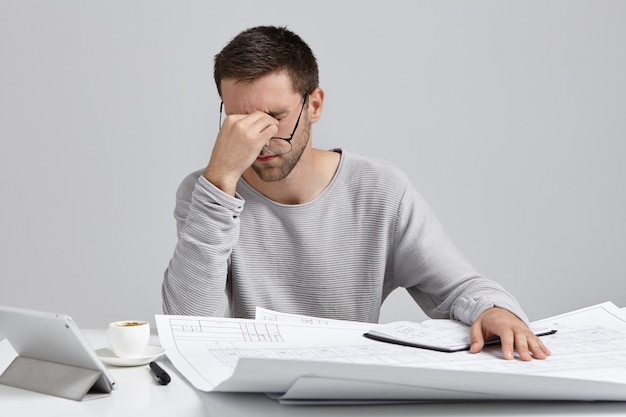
{"left": 1, "top": 0, "right": 624, "bottom": 328}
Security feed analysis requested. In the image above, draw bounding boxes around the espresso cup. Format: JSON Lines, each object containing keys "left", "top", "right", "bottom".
{"left": 107, "top": 320, "right": 150, "bottom": 358}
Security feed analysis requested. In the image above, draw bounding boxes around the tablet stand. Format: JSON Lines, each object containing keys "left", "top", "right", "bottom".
{"left": 0, "top": 356, "right": 106, "bottom": 401}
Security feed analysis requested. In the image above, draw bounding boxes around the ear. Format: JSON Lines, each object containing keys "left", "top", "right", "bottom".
{"left": 307, "top": 87, "right": 324, "bottom": 123}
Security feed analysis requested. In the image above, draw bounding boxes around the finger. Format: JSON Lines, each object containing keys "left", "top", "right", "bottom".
{"left": 499, "top": 331, "right": 515, "bottom": 360}
{"left": 246, "top": 111, "right": 279, "bottom": 136}
{"left": 527, "top": 337, "right": 551, "bottom": 360}
{"left": 514, "top": 333, "right": 533, "bottom": 361}
{"left": 222, "top": 112, "right": 278, "bottom": 140}
{"left": 468, "top": 321, "right": 485, "bottom": 354}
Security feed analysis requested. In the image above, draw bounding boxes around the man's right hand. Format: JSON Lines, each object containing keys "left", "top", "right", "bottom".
{"left": 203, "top": 111, "right": 279, "bottom": 196}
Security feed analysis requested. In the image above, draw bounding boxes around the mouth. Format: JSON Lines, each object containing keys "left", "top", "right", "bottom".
{"left": 256, "top": 153, "right": 278, "bottom": 162}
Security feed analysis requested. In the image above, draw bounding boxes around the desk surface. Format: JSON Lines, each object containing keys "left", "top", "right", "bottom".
{"left": 2, "top": 330, "right": 626, "bottom": 417}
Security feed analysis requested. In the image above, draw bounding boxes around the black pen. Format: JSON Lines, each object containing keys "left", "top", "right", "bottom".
{"left": 149, "top": 361, "right": 171, "bottom": 385}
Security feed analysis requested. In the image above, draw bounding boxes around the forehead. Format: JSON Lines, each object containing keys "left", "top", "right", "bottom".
{"left": 220, "top": 71, "right": 298, "bottom": 112}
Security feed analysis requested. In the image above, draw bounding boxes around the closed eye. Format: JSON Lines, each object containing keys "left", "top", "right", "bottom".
{"left": 266, "top": 111, "right": 287, "bottom": 119}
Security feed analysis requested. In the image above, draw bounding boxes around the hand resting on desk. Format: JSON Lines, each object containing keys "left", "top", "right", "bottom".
{"left": 470, "top": 307, "right": 552, "bottom": 361}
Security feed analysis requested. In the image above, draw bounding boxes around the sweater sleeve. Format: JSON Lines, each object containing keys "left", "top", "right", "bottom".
{"left": 161, "top": 171, "right": 244, "bottom": 316}
{"left": 391, "top": 181, "right": 529, "bottom": 325}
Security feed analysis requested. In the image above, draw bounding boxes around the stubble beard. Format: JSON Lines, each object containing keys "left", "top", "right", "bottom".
{"left": 251, "top": 122, "right": 310, "bottom": 182}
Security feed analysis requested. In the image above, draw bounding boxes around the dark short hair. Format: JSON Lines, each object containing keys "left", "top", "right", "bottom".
{"left": 214, "top": 26, "right": 319, "bottom": 97}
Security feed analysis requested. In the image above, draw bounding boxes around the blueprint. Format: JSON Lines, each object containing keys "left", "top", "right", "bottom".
{"left": 155, "top": 302, "right": 626, "bottom": 401}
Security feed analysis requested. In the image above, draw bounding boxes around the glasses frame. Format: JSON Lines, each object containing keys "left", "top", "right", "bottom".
{"left": 219, "top": 93, "right": 309, "bottom": 155}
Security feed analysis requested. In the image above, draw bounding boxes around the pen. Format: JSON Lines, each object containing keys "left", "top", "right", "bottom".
{"left": 149, "top": 361, "right": 171, "bottom": 385}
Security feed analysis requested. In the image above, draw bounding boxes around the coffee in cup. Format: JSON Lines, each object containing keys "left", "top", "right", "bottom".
{"left": 107, "top": 320, "right": 150, "bottom": 358}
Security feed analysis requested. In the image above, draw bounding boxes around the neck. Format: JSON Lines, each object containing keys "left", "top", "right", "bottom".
{"left": 242, "top": 148, "right": 340, "bottom": 205}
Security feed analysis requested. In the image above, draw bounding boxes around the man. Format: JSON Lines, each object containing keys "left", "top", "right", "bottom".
{"left": 162, "top": 26, "right": 550, "bottom": 361}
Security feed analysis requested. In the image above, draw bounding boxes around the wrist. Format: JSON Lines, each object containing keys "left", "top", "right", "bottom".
{"left": 202, "top": 168, "right": 238, "bottom": 197}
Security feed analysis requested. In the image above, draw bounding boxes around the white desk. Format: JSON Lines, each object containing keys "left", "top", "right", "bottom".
{"left": 2, "top": 329, "right": 626, "bottom": 417}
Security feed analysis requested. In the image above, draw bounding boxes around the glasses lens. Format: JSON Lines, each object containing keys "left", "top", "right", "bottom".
{"left": 264, "top": 139, "right": 292, "bottom": 155}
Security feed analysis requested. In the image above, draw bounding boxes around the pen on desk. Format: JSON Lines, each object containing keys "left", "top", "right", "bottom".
{"left": 149, "top": 361, "right": 171, "bottom": 385}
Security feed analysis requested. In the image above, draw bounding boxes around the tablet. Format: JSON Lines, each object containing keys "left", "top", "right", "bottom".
{"left": 0, "top": 305, "right": 116, "bottom": 398}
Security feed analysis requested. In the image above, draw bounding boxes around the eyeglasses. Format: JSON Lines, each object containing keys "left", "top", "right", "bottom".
{"left": 219, "top": 94, "right": 308, "bottom": 156}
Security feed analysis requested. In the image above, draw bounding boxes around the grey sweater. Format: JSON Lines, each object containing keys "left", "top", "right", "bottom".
{"left": 162, "top": 150, "right": 527, "bottom": 324}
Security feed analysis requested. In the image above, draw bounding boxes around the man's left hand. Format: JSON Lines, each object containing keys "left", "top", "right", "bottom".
{"left": 469, "top": 307, "right": 551, "bottom": 361}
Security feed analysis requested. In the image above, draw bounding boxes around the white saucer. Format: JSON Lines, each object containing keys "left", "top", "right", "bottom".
{"left": 96, "top": 345, "right": 165, "bottom": 367}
